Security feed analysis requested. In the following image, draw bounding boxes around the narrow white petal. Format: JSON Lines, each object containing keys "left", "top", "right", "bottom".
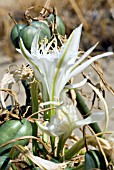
{"left": 69, "top": 52, "right": 113, "bottom": 79}
{"left": 20, "top": 38, "right": 43, "bottom": 80}
{"left": 54, "top": 67, "right": 69, "bottom": 99}
{"left": 74, "top": 42, "right": 98, "bottom": 67}
{"left": 36, "top": 121, "right": 56, "bottom": 136}
{"left": 16, "top": 48, "right": 22, "bottom": 54}
{"left": 20, "top": 38, "right": 49, "bottom": 101}
{"left": 65, "top": 24, "right": 82, "bottom": 63}
{"left": 31, "top": 29, "right": 40, "bottom": 56}
{"left": 20, "top": 38, "right": 34, "bottom": 61}
{"left": 75, "top": 112, "right": 104, "bottom": 127}
{"left": 65, "top": 77, "right": 88, "bottom": 89}
{"left": 52, "top": 28, "right": 81, "bottom": 99}
{"left": 59, "top": 24, "right": 82, "bottom": 65}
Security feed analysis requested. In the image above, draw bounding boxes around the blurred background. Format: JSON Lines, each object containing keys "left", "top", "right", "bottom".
{"left": 0, "top": 0, "right": 114, "bottom": 130}
{"left": 0, "top": 0, "right": 114, "bottom": 59}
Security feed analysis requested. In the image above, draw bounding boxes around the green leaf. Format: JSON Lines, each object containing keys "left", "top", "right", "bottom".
{"left": 0, "top": 156, "right": 10, "bottom": 170}
{"left": 84, "top": 150, "right": 107, "bottom": 170}
{"left": 94, "top": 150, "right": 107, "bottom": 170}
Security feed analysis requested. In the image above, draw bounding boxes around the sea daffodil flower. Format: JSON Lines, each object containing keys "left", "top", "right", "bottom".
{"left": 36, "top": 90, "right": 104, "bottom": 157}
{"left": 18, "top": 24, "right": 113, "bottom": 102}
{"left": 36, "top": 101, "right": 104, "bottom": 140}
{"left": 36, "top": 87, "right": 108, "bottom": 149}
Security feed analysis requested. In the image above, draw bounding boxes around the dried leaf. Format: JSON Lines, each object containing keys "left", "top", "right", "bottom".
{"left": 14, "top": 145, "right": 67, "bottom": 170}
{"left": 92, "top": 61, "right": 114, "bottom": 96}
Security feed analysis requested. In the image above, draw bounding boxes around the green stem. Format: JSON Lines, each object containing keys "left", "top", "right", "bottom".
{"left": 59, "top": 136, "right": 102, "bottom": 162}
{"left": 50, "top": 136, "right": 55, "bottom": 153}
{"left": 44, "top": 105, "right": 55, "bottom": 120}
{"left": 30, "top": 80, "right": 38, "bottom": 155}
{"left": 43, "top": 105, "right": 55, "bottom": 153}
{"left": 44, "top": 108, "right": 50, "bottom": 121}
{"left": 57, "top": 135, "right": 66, "bottom": 159}
{"left": 60, "top": 138, "right": 84, "bottom": 162}
{"left": 74, "top": 89, "right": 101, "bottom": 134}
{"left": 50, "top": 108, "right": 56, "bottom": 154}
{"left": 11, "top": 163, "right": 17, "bottom": 170}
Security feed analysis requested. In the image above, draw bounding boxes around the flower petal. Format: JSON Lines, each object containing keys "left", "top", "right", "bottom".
{"left": 51, "top": 24, "right": 82, "bottom": 100}
{"left": 75, "top": 112, "right": 104, "bottom": 127}
{"left": 36, "top": 121, "right": 56, "bottom": 136}
{"left": 60, "top": 24, "right": 82, "bottom": 64}
{"left": 65, "top": 75, "right": 89, "bottom": 89}
{"left": 20, "top": 38, "right": 35, "bottom": 62}
{"left": 73, "top": 42, "right": 98, "bottom": 67}
{"left": 20, "top": 38, "right": 49, "bottom": 101}
{"left": 31, "top": 29, "right": 40, "bottom": 56}
{"left": 69, "top": 52, "right": 113, "bottom": 80}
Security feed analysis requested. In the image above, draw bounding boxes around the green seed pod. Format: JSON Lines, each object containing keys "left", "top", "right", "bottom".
{"left": 20, "top": 21, "right": 51, "bottom": 51}
{"left": 31, "top": 21, "right": 51, "bottom": 40}
{"left": 10, "top": 23, "right": 26, "bottom": 48}
{"left": 0, "top": 118, "right": 32, "bottom": 157}
{"left": 19, "top": 25, "right": 38, "bottom": 50}
{"left": 46, "top": 14, "right": 65, "bottom": 36}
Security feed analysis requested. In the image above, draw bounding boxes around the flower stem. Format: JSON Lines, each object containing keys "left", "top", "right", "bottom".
{"left": 43, "top": 106, "right": 55, "bottom": 153}
{"left": 59, "top": 136, "right": 102, "bottom": 162}
{"left": 30, "top": 80, "right": 38, "bottom": 155}
{"left": 49, "top": 108, "right": 56, "bottom": 154}
{"left": 74, "top": 89, "right": 101, "bottom": 134}
{"left": 57, "top": 135, "right": 66, "bottom": 159}
{"left": 60, "top": 138, "right": 84, "bottom": 161}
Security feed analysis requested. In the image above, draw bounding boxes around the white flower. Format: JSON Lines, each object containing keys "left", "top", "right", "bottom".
{"left": 18, "top": 24, "right": 113, "bottom": 101}
{"left": 36, "top": 103, "right": 104, "bottom": 140}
